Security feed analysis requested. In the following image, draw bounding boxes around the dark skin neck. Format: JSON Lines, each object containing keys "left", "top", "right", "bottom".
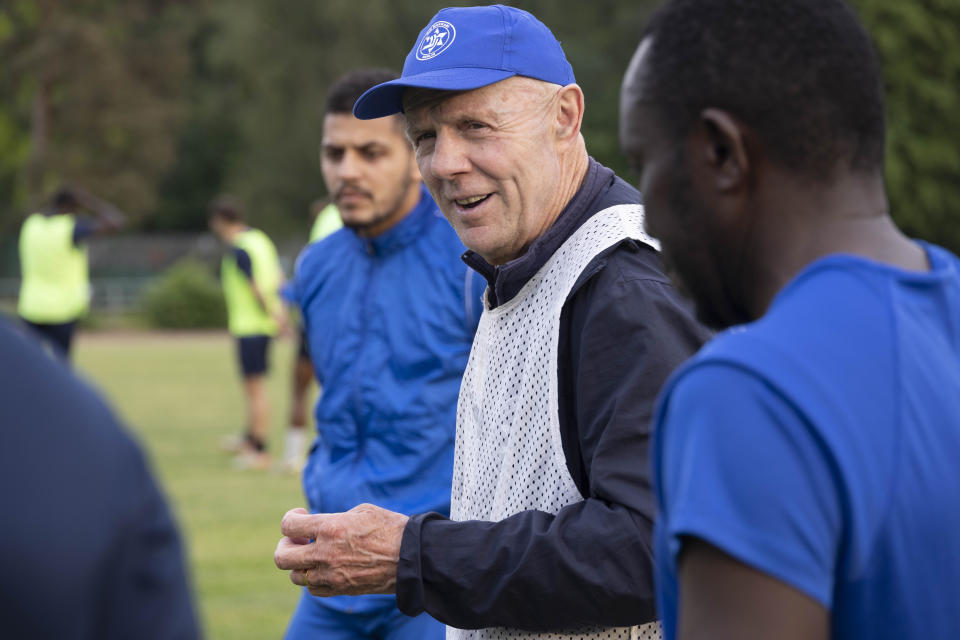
{"left": 743, "top": 167, "right": 928, "bottom": 320}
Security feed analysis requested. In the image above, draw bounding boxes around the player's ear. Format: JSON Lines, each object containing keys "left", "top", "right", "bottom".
{"left": 554, "top": 84, "right": 585, "bottom": 147}
{"left": 695, "top": 108, "right": 750, "bottom": 193}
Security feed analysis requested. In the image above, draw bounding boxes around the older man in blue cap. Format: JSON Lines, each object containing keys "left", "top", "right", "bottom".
{"left": 275, "top": 6, "right": 709, "bottom": 639}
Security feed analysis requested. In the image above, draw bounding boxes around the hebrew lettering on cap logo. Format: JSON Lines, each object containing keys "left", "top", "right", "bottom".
{"left": 416, "top": 21, "right": 456, "bottom": 61}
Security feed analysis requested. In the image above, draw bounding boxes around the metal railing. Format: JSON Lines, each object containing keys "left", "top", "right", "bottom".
{"left": 0, "top": 276, "right": 156, "bottom": 313}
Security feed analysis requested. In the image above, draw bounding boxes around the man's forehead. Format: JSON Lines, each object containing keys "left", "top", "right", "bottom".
{"left": 402, "top": 77, "right": 555, "bottom": 122}
{"left": 322, "top": 112, "right": 405, "bottom": 142}
{"left": 401, "top": 86, "right": 468, "bottom": 116}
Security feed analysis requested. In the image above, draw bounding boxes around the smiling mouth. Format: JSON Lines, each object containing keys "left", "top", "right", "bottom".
{"left": 454, "top": 194, "right": 491, "bottom": 209}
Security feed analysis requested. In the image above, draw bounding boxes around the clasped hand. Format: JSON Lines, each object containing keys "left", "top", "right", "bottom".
{"left": 274, "top": 504, "right": 409, "bottom": 597}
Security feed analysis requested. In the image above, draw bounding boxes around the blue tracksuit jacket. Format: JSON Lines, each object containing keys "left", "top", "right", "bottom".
{"left": 292, "top": 184, "right": 484, "bottom": 613}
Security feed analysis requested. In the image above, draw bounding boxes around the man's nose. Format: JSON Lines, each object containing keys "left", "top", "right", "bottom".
{"left": 338, "top": 150, "right": 363, "bottom": 181}
{"left": 428, "top": 131, "right": 471, "bottom": 181}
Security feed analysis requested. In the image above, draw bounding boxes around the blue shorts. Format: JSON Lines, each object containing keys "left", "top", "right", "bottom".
{"left": 284, "top": 592, "right": 443, "bottom": 640}
{"left": 236, "top": 335, "right": 271, "bottom": 377}
{"left": 21, "top": 319, "right": 77, "bottom": 361}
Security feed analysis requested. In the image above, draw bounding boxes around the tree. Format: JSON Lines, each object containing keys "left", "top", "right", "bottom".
{"left": 0, "top": 0, "right": 190, "bottom": 234}
{"left": 181, "top": 0, "right": 659, "bottom": 237}
{"left": 195, "top": 0, "right": 434, "bottom": 236}
{"left": 2, "top": 0, "right": 956, "bottom": 255}
{"left": 148, "top": 13, "right": 242, "bottom": 232}
{"left": 851, "top": 0, "right": 960, "bottom": 253}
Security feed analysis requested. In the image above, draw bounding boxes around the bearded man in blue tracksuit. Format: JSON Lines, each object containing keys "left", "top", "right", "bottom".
{"left": 283, "top": 68, "right": 484, "bottom": 640}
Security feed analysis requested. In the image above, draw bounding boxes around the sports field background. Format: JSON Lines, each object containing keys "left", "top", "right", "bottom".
{"left": 74, "top": 330, "right": 312, "bottom": 639}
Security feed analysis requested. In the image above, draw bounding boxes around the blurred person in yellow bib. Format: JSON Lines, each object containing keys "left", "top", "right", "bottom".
{"left": 209, "top": 196, "right": 288, "bottom": 470}
{"left": 18, "top": 186, "right": 125, "bottom": 362}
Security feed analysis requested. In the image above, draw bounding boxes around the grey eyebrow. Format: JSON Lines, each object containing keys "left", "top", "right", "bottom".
{"left": 404, "top": 123, "right": 429, "bottom": 144}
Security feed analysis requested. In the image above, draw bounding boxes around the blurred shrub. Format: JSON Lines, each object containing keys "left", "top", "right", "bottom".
{"left": 141, "top": 259, "right": 225, "bottom": 329}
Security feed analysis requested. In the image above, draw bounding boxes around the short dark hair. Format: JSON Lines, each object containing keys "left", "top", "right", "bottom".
{"left": 208, "top": 195, "right": 244, "bottom": 223}
{"left": 52, "top": 187, "right": 79, "bottom": 211}
{"left": 639, "top": 0, "right": 886, "bottom": 177}
{"left": 324, "top": 68, "right": 399, "bottom": 116}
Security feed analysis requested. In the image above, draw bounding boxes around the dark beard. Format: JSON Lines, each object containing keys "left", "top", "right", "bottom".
{"left": 340, "top": 174, "right": 418, "bottom": 237}
{"left": 665, "top": 157, "right": 751, "bottom": 331}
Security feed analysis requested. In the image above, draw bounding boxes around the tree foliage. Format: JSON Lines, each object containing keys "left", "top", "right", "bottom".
{"left": 850, "top": 0, "right": 960, "bottom": 252}
{"left": 140, "top": 257, "right": 226, "bottom": 329}
{"left": 0, "top": 0, "right": 190, "bottom": 237}
{"left": 1, "top": 0, "right": 958, "bottom": 253}
{"left": 164, "top": 0, "right": 661, "bottom": 235}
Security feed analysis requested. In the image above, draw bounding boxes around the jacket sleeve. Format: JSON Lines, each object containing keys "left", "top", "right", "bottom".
{"left": 102, "top": 436, "right": 200, "bottom": 640}
{"left": 395, "top": 242, "right": 710, "bottom": 630}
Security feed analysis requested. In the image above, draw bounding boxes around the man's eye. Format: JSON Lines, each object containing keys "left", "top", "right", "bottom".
{"left": 415, "top": 132, "right": 436, "bottom": 145}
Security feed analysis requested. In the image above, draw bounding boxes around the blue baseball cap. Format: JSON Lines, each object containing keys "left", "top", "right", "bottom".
{"left": 353, "top": 4, "right": 575, "bottom": 120}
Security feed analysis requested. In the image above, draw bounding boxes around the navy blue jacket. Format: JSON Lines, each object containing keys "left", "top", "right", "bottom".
{"left": 396, "top": 159, "right": 711, "bottom": 630}
{"left": 0, "top": 318, "right": 198, "bottom": 639}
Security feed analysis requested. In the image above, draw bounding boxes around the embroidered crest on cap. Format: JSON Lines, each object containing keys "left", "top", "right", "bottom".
{"left": 416, "top": 21, "right": 456, "bottom": 60}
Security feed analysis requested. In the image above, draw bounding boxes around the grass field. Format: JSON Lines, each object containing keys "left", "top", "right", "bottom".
{"left": 74, "top": 330, "right": 312, "bottom": 639}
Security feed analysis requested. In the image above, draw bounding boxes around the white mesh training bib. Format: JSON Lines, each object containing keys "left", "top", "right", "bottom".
{"left": 448, "top": 205, "right": 662, "bottom": 640}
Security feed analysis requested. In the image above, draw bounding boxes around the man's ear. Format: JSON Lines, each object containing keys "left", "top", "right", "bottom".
{"left": 694, "top": 108, "right": 750, "bottom": 193}
{"left": 555, "top": 84, "right": 585, "bottom": 146}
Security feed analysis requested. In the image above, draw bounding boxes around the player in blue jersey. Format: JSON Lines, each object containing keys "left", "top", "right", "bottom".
{"left": 620, "top": 1, "right": 960, "bottom": 639}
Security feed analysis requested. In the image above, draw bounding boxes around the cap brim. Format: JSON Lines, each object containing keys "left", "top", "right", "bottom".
{"left": 353, "top": 67, "right": 517, "bottom": 119}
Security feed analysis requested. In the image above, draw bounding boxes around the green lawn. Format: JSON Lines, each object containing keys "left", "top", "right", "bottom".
{"left": 75, "top": 330, "right": 312, "bottom": 640}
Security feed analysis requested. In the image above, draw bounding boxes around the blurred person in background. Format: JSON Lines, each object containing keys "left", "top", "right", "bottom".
{"left": 17, "top": 185, "right": 125, "bottom": 362}
{"left": 279, "top": 67, "right": 485, "bottom": 640}
{"left": 0, "top": 316, "right": 199, "bottom": 639}
{"left": 280, "top": 198, "right": 344, "bottom": 473}
{"left": 620, "top": 0, "right": 960, "bottom": 638}
{"left": 309, "top": 198, "right": 344, "bottom": 243}
{"left": 209, "top": 196, "right": 288, "bottom": 470}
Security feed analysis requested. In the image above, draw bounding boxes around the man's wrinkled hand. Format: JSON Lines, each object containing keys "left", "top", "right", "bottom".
{"left": 273, "top": 504, "right": 409, "bottom": 597}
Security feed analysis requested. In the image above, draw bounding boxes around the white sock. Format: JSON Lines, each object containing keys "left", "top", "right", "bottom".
{"left": 285, "top": 428, "right": 306, "bottom": 462}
